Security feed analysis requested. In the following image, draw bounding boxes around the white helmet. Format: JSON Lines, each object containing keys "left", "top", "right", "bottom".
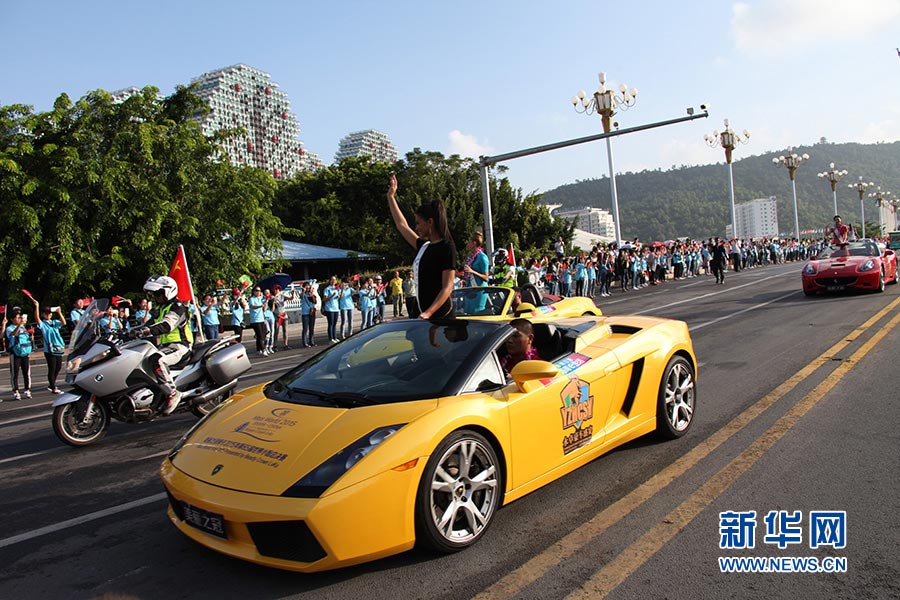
{"left": 143, "top": 275, "right": 178, "bottom": 302}
{"left": 493, "top": 248, "right": 508, "bottom": 265}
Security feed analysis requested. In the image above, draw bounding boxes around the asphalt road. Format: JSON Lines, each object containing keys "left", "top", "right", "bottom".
{"left": 1, "top": 262, "right": 897, "bottom": 600}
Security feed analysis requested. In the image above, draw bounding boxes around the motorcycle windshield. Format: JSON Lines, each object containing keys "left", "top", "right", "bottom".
{"left": 68, "top": 298, "right": 110, "bottom": 354}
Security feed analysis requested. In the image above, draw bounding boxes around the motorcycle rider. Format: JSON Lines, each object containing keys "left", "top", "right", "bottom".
{"left": 490, "top": 249, "right": 515, "bottom": 288}
{"left": 127, "top": 275, "right": 193, "bottom": 414}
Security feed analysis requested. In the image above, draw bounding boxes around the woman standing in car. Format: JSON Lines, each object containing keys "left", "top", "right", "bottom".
{"left": 387, "top": 174, "right": 456, "bottom": 319}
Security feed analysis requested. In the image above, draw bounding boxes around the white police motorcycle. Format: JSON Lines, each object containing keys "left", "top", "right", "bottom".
{"left": 52, "top": 298, "right": 250, "bottom": 447}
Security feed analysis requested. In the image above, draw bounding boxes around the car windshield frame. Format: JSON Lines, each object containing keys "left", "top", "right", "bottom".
{"left": 815, "top": 240, "right": 881, "bottom": 259}
{"left": 266, "top": 319, "right": 507, "bottom": 406}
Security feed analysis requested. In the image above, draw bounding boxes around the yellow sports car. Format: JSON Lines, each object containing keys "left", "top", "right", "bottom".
{"left": 452, "top": 284, "right": 601, "bottom": 319}
{"left": 160, "top": 313, "right": 696, "bottom": 572}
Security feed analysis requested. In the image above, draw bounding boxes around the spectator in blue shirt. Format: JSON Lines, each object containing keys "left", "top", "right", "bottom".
{"left": 201, "top": 294, "right": 220, "bottom": 341}
{"left": 229, "top": 289, "right": 247, "bottom": 343}
{"left": 300, "top": 281, "right": 318, "bottom": 347}
{"left": 321, "top": 276, "right": 341, "bottom": 343}
{"left": 35, "top": 301, "right": 67, "bottom": 393}
{"left": 358, "top": 278, "right": 375, "bottom": 329}
{"left": 338, "top": 277, "right": 355, "bottom": 339}
{"left": 99, "top": 305, "right": 122, "bottom": 335}
{"left": 5, "top": 307, "right": 34, "bottom": 400}
{"left": 248, "top": 286, "right": 268, "bottom": 356}
{"left": 69, "top": 298, "right": 85, "bottom": 329}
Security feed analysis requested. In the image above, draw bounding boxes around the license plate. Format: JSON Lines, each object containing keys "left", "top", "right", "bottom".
{"left": 180, "top": 501, "right": 227, "bottom": 539}
{"left": 827, "top": 285, "right": 845, "bottom": 291}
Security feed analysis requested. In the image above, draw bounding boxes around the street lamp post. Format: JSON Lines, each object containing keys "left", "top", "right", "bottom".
{"left": 868, "top": 187, "right": 893, "bottom": 238}
{"left": 704, "top": 119, "right": 749, "bottom": 238}
{"left": 848, "top": 177, "right": 872, "bottom": 238}
{"left": 572, "top": 72, "right": 637, "bottom": 245}
{"left": 817, "top": 162, "right": 848, "bottom": 217}
{"left": 773, "top": 147, "right": 810, "bottom": 239}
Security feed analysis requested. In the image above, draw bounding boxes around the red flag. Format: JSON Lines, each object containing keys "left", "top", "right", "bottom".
{"left": 508, "top": 244, "right": 516, "bottom": 266}
{"left": 20, "top": 289, "right": 35, "bottom": 301}
{"left": 111, "top": 295, "right": 128, "bottom": 307}
{"left": 168, "top": 245, "right": 194, "bottom": 303}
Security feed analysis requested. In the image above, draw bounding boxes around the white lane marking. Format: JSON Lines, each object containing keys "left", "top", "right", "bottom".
{"left": 135, "top": 450, "right": 170, "bottom": 461}
{"left": 0, "top": 448, "right": 62, "bottom": 465}
{"left": 690, "top": 290, "right": 800, "bottom": 331}
{"left": 600, "top": 269, "right": 797, "bottom": 309}
{"left": 0, "top": 492, "right": 167, "bottom": 549}
{"left": 631, "top": 272, "right": 794, "bottom": 316}
{"left": 0, "top": 445, "right": 172, "bottom": 468}
{"left": 0, "top": 411, "right": 53, "bottom": 426}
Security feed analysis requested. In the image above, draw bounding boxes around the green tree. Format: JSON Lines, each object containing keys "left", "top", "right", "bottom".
{"left": 275, "top": 150, "right": 569, "bottom": 268}
{"left": 0, "top": 86, "right": 284, "bottom": 304}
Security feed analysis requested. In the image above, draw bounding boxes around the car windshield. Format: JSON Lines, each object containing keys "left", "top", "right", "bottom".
{"left": 266, "top": 319, "right": 501, "bottom": 406}
{"left": 816, "top": 240, "right": 880, "bottom": 259}
{"left": 451, "top": 287, "right": 512, "bottom": 316}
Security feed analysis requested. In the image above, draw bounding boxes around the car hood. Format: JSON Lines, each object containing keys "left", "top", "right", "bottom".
{"left": 171, "top": 388, "right": 438, "bottom": 495}
{"left": 811, "top": 256, "right": 872, "bottom": 271}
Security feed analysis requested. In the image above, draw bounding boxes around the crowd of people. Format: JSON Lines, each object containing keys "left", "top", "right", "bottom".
{"left": 4, "top": 190, "right": 883, "bottom": 405}
{"left": 511, "top": 234, "right": 845, "bottom": 298}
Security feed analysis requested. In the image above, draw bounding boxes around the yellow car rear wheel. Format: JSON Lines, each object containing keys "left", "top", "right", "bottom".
{"left": 415, "top": 430, "right": 502, "bottom": 553}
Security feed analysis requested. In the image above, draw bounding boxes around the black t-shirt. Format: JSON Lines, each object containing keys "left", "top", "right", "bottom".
{"left": 415, "top": 238, "right": 457, "bottom": 317}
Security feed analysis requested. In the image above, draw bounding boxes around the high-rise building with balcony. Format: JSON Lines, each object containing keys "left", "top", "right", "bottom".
{"left": 190, "top": 64, "right": 319, "bottom": 178}
{"left": 552, "top": 206, "right": 616, "bottom": 240}
{"left": 334, "top": 129, "right": 398, "bottom": 164}
{"left": 734, "top": 196, "right": 779, "bottom": 239}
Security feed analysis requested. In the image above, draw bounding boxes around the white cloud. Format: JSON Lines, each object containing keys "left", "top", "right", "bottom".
{"left": 446, "top": 130, "right": 494, "bottom": 158}
{"left": 732, "top": 0, "right": 900, "bottom": 55}
{"left": 857, "top": 118, "right": 900, "bottom": 144}
{"left": 659, "top": 137, "right": 720, "bottom": 169}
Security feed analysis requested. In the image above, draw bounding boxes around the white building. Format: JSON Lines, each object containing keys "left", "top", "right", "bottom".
{"left": 334, "top": 130, "right": 398, "bottom": 164}
{"left": 552, "top": 206, "right": 616, "bottom": 240}
{"left": 734, "top": 196, "right": 779, "bottom": 239}
{"left": 190, "top": 64, "right": 320, "bottom": 178}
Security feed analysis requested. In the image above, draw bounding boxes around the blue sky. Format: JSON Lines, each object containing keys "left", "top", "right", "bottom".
{"left": 4, "top": 0, "right": 899, "bottom": 194}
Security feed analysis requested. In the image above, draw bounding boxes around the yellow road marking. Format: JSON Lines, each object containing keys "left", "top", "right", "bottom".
{"left": 565, "top": 304, "right": 900, "bottom": 599}
{"left": 473, "top": 295, "right": 900, "bottom": 600}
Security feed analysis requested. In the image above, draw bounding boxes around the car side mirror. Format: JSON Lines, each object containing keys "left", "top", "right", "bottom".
{"left": 514, "top": 302, "right": 536, "bottom": 316}
{"left": 510, "top": 360, "right": 560, "bottom": 393}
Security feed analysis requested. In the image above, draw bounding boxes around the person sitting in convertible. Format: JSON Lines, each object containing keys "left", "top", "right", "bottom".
{"left": 501, "top": 318, "right": 539, "bottom": 373}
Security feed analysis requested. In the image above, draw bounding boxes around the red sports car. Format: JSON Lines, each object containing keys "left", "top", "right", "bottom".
{"left": 802, "top": 239, "right": 898, "bottom": 295}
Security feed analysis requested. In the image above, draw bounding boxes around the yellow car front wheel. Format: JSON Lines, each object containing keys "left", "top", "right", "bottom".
{"left": 415, "top": 430, "right": 502, "bottom": 553}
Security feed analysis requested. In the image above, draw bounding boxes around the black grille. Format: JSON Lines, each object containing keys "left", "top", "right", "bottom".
{"left": 247, "top": 521, "right": 327, "bottom": 563}
{"left": 814, "top": 276, "right": 857, "bottom": 286}
{"left": 167, "top": 491, "right": 185, "bottom": 520}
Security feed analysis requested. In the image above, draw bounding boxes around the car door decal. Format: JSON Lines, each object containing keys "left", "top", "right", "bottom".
{"left": 560, "top": 376, "right": 595, "bottom": 455}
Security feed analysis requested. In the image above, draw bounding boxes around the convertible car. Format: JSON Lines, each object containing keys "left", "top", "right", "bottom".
{"left": 451, "top": 284, "right": 601, "bottom": 319}
{"left": 161, "top": 313, "right": 696, "bottom": 572}
{"left": 801, "top": 239, "right": 898, "bottom": 295}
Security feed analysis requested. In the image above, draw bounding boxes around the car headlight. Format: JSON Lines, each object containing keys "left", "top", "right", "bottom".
{"left": 858, "top": 259, "right": 876, "bottom": 272}
{"left": 802, "top": 263, "right": 817, "bottom": 275}
{"left": 282, "top": 424, "right": 405, "bottom": 498}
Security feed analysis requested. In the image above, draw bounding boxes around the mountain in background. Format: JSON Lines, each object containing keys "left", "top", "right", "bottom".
{"left": 540, "top": 140, "right": 900, "bottom": 241}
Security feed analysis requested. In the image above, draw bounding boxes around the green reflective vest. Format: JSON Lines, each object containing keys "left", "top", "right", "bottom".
{"left": 155, "top": 302, "right": 194, "bottom": 345}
